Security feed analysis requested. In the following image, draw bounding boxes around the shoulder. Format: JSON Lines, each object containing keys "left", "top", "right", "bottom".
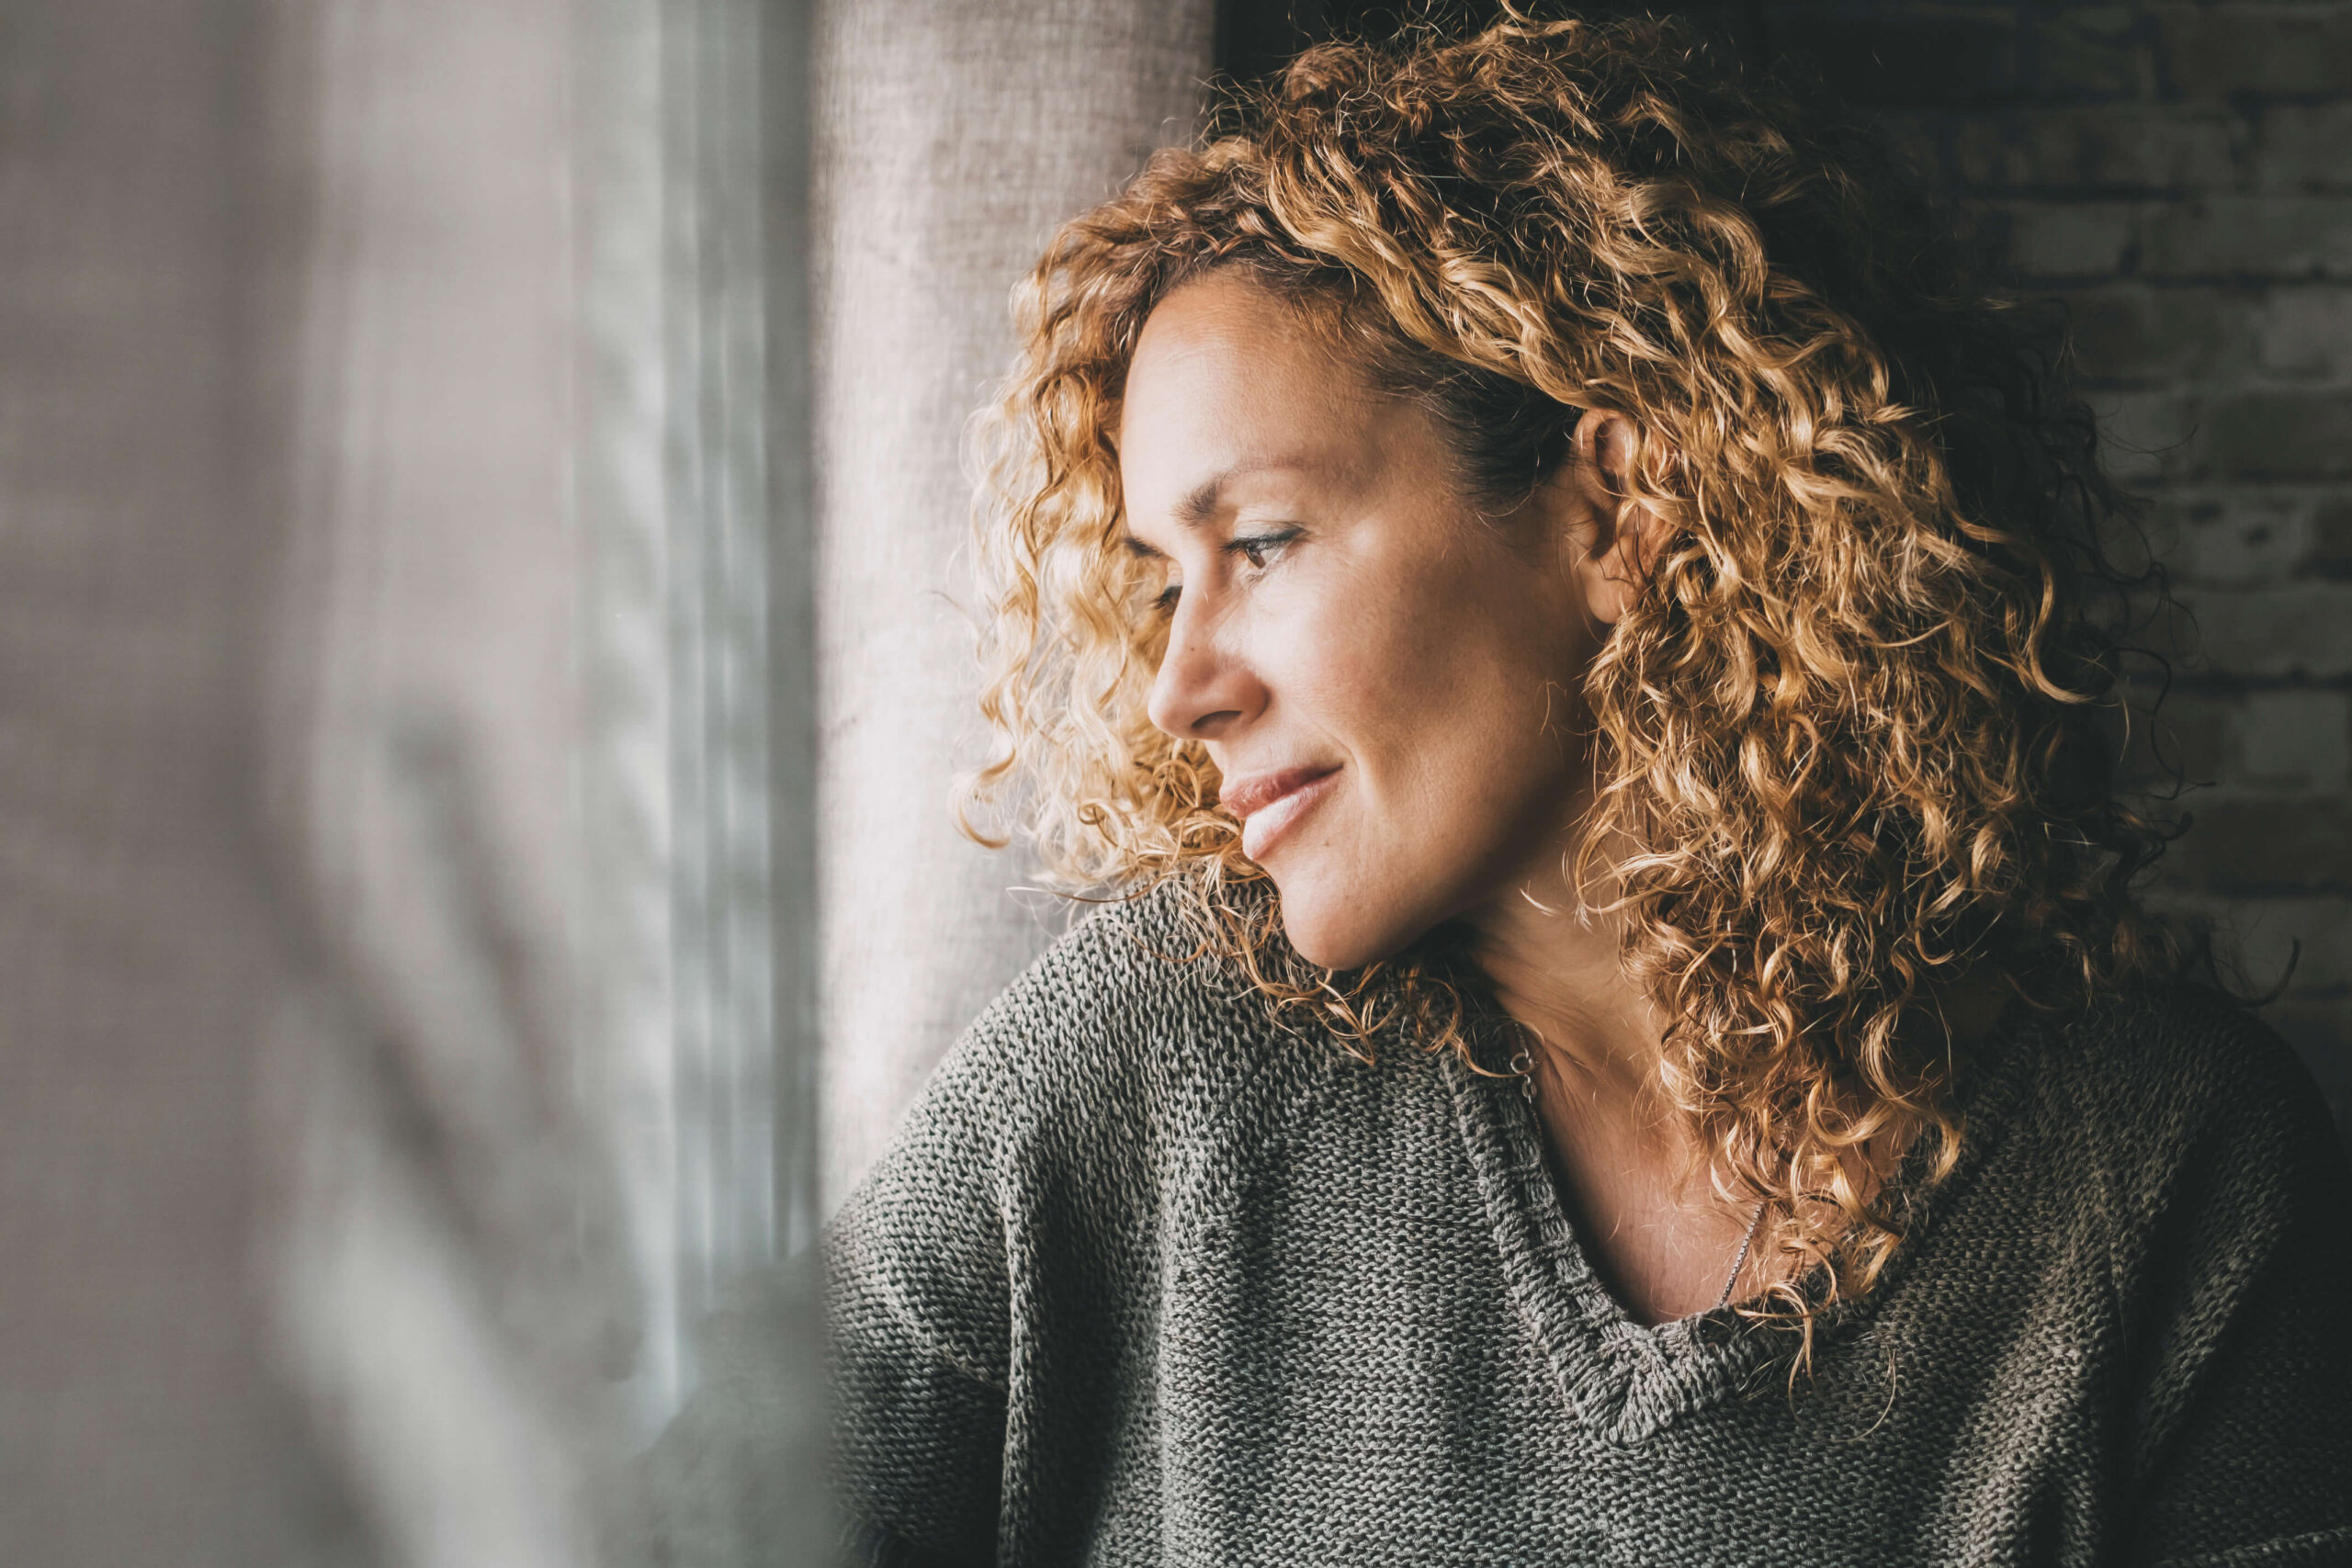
{"left": 956, "top": 876, "right": 1283, "bottom": 1085}
{"left": 827, "top": 879, "right": 1324, "bottom": 1386}
{"left": 847, "top": 876, "right": 1323, "bottom": 1233}
{"left": 925, "top": 877, "right": 1304, "bottom": 1145}
{"left": 2003, "top": 982, "right": 2349, "bottom": 1258}
{"left": 2003, "top": 990, "right": 2352, "bottom": 1532}
{"left": 2026, "top": 983, "right": 2338, "bottom": 1172}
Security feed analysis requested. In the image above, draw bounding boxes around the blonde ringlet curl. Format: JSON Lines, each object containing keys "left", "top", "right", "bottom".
{"left": 957, "top": 10, "right": 2183, "bottom": 1354}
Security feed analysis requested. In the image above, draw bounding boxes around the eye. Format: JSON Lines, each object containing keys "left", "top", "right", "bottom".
{"left": 1145, "top": 528, "right": 1296, "bottom": 619}
{"left": 1227, "top": 527, "right": 1300, "bottom": 571}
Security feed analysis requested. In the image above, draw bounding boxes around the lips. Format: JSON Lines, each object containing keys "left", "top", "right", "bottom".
{"left": 1220, "top": 764, "right": 1340, "bottom": 861}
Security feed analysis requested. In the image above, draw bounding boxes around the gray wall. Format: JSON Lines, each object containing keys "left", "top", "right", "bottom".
{"left": 1765, "top": 0, "right": 2352, "bottom": 1137}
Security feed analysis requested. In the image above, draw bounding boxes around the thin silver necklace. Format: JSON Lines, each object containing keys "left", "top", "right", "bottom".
{"left": 1714, "top": 1200, "right": 1768, "bottom": 1312}
{"left": 1510, "top": 1044, "right": 1767, "bottom": 1314}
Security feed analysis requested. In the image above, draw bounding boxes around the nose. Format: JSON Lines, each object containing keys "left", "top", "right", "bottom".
{"left": 1145, "top": 594, "right": 1260, "bottom": 742}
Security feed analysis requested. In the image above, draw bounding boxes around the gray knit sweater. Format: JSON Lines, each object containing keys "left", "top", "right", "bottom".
{"left": 828, "top": 883, "right": 2352, "bottom": 1566}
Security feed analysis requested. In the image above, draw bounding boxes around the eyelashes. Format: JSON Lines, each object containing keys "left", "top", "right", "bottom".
{"left": 1229, "top": 529, "right": 1295, "bottom": 570}
{"left": 1151, "top": 527, "right": 1302, "bottom": 615}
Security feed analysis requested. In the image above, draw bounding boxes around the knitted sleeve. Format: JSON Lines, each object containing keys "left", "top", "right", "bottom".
{"left": 2118, "top": 1011, "right": 2352, "bottom": 1566}
{"left": 827, "top": 1026, "right": 1018, "bottom": 1567}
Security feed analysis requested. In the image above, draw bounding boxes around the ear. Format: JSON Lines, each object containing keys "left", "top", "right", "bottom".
{"left": 1551, "top": 411, "right": 1673, "bottom": 626}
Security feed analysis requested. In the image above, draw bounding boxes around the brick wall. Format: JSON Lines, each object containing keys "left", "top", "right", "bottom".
{"left": 1222, "top": 1, "right": 2352, "bottom": 1134}
{"left": 1797, "top": 1, "right": 2352, "bottom": 1135}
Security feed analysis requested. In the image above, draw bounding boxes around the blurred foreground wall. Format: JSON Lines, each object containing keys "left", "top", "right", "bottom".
{"left": 0, "top": 0, "right": 824, "bottom": 1562}
{"left": 0, "top": 2, "right": 352, "bottom": 1558}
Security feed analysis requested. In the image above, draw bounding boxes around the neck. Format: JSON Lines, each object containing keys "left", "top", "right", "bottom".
{"left": 1461, "top": 859, "right": 1661, "bottom": 1105}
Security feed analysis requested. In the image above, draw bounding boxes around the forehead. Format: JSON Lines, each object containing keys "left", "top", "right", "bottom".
{"left": 1116, "top": 274, "right": 1396, "bottom": 527}
{"left": 1121, "top": 273, "right": 1356, "bottom": 427}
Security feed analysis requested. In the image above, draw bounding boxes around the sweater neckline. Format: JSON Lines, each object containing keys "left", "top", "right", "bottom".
{"left": 1438, "top": 998, "right": 2041, "bottom": 1447}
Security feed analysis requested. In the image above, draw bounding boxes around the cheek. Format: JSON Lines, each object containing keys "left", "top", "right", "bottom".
{"left": 1383, "top": 638, "right": 1578, "bottom": 858}
{"left": 1259, "top": 552, "right": 1585, "bottom": 917}
{"left": 1296, "top": 558, "right": 1572, "bottom": 794}
{"left": 1277, "top": 540, "right": 1489, "bottom": 710}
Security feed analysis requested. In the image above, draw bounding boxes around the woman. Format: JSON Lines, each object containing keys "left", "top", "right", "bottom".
{"left": 830, "top": 15, "right": 2352, "bottom": 1564}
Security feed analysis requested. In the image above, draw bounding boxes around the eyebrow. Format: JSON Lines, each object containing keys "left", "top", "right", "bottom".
{"left": 1119, "top": 462, "right": 1306, "bottom": 558}
{"left": 1175, "top": 470, "right": 1231, "bottom": 527}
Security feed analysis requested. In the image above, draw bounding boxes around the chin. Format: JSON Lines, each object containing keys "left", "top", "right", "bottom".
{"left": 1272, "top": 874, "right": 1427, "bottom": 972}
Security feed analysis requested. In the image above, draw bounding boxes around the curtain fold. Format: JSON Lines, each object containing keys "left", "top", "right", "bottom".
{"left": 814, "top": 0, "right": 1218, "bottom": 1204}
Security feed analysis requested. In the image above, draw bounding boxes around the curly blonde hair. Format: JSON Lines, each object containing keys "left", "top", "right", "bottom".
{"left": 960, "top": 12, "right": 2180, "bottom": 1338}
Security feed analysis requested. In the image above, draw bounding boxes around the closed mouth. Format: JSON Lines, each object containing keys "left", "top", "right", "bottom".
{"left": 1220, "top": 764, "right": 1340, "bottom": 823}
{"left": 1225, "top": 765, "right": 1342, "bottom": 862}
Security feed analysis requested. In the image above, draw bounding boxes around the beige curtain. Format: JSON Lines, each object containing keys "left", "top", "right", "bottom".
{"left": 814, "top": 0, "right": 1217, "bottom": 1205}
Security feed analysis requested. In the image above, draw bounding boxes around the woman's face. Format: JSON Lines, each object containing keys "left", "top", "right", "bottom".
{"left": 1118, "top": 272, "right": 1611, "bottom": 970}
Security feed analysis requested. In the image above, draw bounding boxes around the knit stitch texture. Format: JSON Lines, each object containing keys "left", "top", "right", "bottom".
{"left": 827, "top": 882, "right": 2352, "bottom": 1566}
